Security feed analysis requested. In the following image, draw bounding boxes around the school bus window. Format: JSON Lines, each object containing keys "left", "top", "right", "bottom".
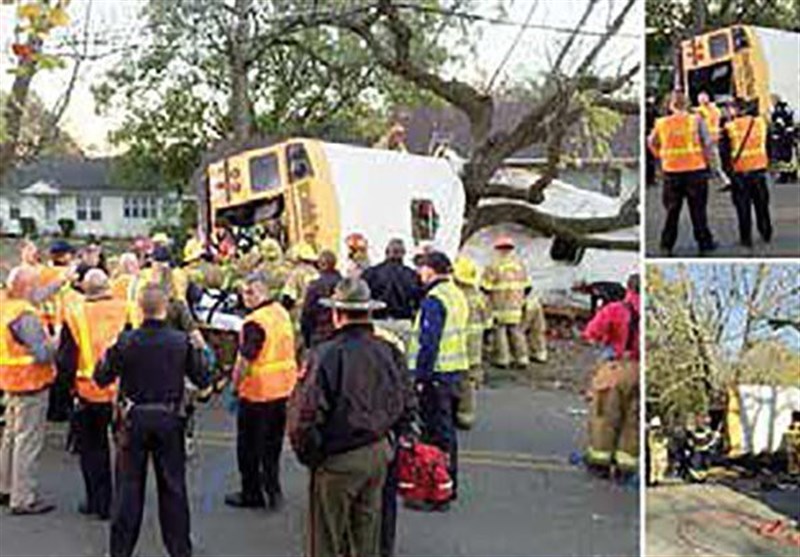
{"left": 286, "top": 143, "right": 314, "bottom": 183}
{"left": 709, "top": 33, "right": 729, "bottom": 60}
{"left": 249, "top": 153, "right": 281, "bottom": 193}
{"left": 732, "top": 27, "right": 749, "bottom": 51}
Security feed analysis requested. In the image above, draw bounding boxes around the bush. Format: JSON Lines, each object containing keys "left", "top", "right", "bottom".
{"left": 19, "top": 217, "right": 37, "bottom": 238}
{"left": 57, "top": 218, "right": 76, "bottom": 238}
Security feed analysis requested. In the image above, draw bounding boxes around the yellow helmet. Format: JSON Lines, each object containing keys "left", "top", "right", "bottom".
{"left": 260, "top": 238, "right": 283, "bottom": 262}
{"left": 294, "top": 241, "right": 317, "bottom": 263}
{"left": 453, "top": 255, "right": 479, "bottom": 287}
{"left": 151, "top": 232, "right": 170, "bottom": 246}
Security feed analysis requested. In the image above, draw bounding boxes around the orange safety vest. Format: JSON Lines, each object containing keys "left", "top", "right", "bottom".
{"left": 63, "top": 297, "right": 128, "bottom": 403}
{"left": 237, "top": 302, "right": 297, "bottom": 402}
{"left": 37, "top": 264, "right": 70, "bottom": 329}
{"left": 696, "top": 103, "right": 721, "bottom": 142}
{"left": 654, "top": 113, "right": 707, "bottom": 173}
{"left": 0, "top": 299, "right": 55, "bottom": 393}
{"left": 725, "top": 116, "right": 768, "bottom": 173}
{"left": 110, "top": 273, "right": 134, "bottom": 300}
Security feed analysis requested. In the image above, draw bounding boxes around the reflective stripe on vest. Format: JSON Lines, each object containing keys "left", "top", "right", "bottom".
{"left": 65, "top": 298, "right": 128, "bottom": 403}
{"left": 481, "top": 255, "right": 529, "bottom": 324}
{"left": 697, "top": 103, "right": 721, "bottom": 142}
{"left": 237, "top": 302, "right": 298, "bottom": 402}
{"left": 655, "top": 113, "right": 707, "bottom": 173}
{"left": 408, "top": 280, "right": 469, "bottom": 373}
{"left": 725, "top": 116, "right": 768, "bottom": 173}
{"left": 0, "top": 299, "right": 55, "bottom": 393}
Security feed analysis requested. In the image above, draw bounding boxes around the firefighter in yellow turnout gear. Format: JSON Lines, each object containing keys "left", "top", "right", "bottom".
{"left": 453, "top": 256, "right": 491, "bottom": 429}
{"left": 481, "top": 236, "right": 532, "bottom": 368}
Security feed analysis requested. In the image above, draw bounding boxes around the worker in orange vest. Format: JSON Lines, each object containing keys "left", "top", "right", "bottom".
{"left": 225, "top": 271, "right": 298, "bottom": 510}
{"left": 0, "top": 266, "right": 58, "bottom": 515}
{"left": 695, "top": 91, "right": 731, "bottom": 190}
{"left": 60, "top": 269, "right": 129, "bottom": 520}
{"left": 722, "top": 100, "right": 773, "bottom": 248}
{"left": 648, "top": 90, "right": 717, "bottom": 256}
{"left": 37, "top": 240, "right": 78, "bottom": 333}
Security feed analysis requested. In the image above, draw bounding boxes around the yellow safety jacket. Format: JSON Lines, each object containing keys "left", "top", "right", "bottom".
{"left": 697, "top": 103, "right": 721, "bottom": 142}
{"left": 725, "top": 116, "right": 768, "bottom": 173}
{"left": 237, "top": 302, "right": 298, "bottom": 402}
{"left": 460, "top": 285, "right": 491, "bottom": 368}
{"left": 0, "top": 299, "right": 55, "bottom": 393}
{"left": 63, "top": 297, "right": 128, "bottom": 403}
{"left": 481, "top": 254, "right": 531, "bottom": 325}
{"left": 408, "top": 279, "right": 469, "bottom": 373}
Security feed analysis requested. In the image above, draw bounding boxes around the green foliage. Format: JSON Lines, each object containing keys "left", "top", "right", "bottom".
{"left": 57, "top": 218, "right": 75, "bottom": 238}
{"left": 19, "top": 217, "right": 37, "bottom": 238}
{"left": 95, "top": 0, "right": 457, "bottom": 194}
{"left": 568, "top": 91, "right": 625, "bottom": 160}
{"left": 0, "top": 91, "right": 82, "bottom": 158}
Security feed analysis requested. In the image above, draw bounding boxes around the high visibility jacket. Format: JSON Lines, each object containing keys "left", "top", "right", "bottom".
{"left": 696, "top": 103, "right": 721, "bottom": 142}
{"left": 281, "top": 263, "right": 319, "bottom": 306}
{"left": 37, "top": 264, "right": 71, "bottom": 329}
{"left": 110, "top": 273, "right": 134, "bottom": 301}
{"left": 725, "top": 116, "right": 768, "bottom": 173}
{"left": 0, "top": 299, "right": 55, "bottom": 393}
{"left": 123, "top": 274, "right": 143, "bottom": 328}
{"left": 408, "top": 279, "right": 469, "bottom": 373}
{"left": 480, "top": 254, "right": 531, "bottom": 325}
{"left": 653, "top": 113, "right": 707, "bottom": 173}
{"left": 237, "top": 302, "right": 298, "bottom": 402}
{"left": 459, "top": 284, "right": 491, "bottom": 368}
{"left": 63, "top": 297, "right": 128, "bottom": 403}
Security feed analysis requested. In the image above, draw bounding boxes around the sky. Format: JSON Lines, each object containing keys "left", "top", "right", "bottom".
{"left": 0, "top": 0, "right": 643, "bottom": 156}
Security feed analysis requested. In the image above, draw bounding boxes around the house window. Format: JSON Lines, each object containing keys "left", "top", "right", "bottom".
{"left": 77, "top": 196, "right": 101, "bottom": 221}
{"left": 9, "top": 200, "right": 21, "bottom": 220}
{"left": 124, "top": 196, "right": 161, "bottom": 220}
{"left": 43, "top": 197, "right": 57, "bottom": 220}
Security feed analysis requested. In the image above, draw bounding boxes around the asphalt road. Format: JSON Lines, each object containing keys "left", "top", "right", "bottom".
{"left": 0, "top": 387, "right": 639, "bottom": 557}
{"left": 645, "top": 178, "right": 800, "bottom": 257}
{"left": 646, "top": 482, "right": 800, "bottom": 557}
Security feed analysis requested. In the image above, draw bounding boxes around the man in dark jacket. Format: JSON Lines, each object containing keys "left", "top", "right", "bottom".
{"left": 362, "top": 239, "right": 422, "bottom": 321}
{"left": 288, "top": 278, "right": 416, "bottom": 557}
{"left": 96, "top": 285, "right": 211, "bottom": 557}
{"left": 300, "top": 250, "right": 343, "bottom": 348}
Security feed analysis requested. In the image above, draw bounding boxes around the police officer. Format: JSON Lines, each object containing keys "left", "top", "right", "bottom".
{"left": 225, "top": 271, "right": 297, "bottom": 510}
{"left": 648, "top": 90, "right": 716, "bottom": 255}
{"left": 723, "top": 100, "right": 773, "bottom": 248}
{"left": 409, "top": 252, "right": 469, "bottom": 508}
{"left": 288, "top": 277, "right": 415, "bottom": 557}
{"left": 95, "top": 285, "right": 211, "bottom": 557}
{"left": 59, "top": 270, "right": 128, "bottom": 519}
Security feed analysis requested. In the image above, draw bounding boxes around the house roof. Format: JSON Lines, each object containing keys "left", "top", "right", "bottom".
{"left": 1, "top": 157, "right": 118, "bottom": 194}
{"left": 401, "top": 102, "right": 639, "bottom": 160}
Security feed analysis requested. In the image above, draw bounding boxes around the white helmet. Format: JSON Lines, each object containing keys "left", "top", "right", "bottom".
{"left": 649, "top": 416, "right": 662, "bottom": 428}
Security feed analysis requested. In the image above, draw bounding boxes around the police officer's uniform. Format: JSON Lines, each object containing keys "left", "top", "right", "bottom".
{"left": 95, "top": 318, "right": 210, "bottom": 557}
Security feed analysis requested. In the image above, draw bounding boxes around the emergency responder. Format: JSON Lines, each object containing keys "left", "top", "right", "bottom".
{"left": 76, "top": 242, "right": 108, "bottom": 285}
{"left": 410, "top": 252, "right": 468, "bottom": 507}
{"left": 682, "top": 413, "right": 719, "bottom": 482}
{"left": 522, "top": 291, "right": 548, "bottom": 364}
{"left": 281, "top": 242, "right": 319, "bottom": 321}
{"left": 363, "top": 238, "right": 422, "bottom": 347}
{"left": 770, "top": 97, "right": 797, "bottom": 183}
{"left": 225, "top": 271, "right": 297, "bottom": 510}
{"left": 373, "top": 122, "right": 409, "bottom": 152}
{"left": 59, "top": 269, "right": 128, "bottom": 520}
{"left": 647, "top": 416, "right": 669, "bottom": 486}
{"left": 344, "top": 232, "right": 370, "bottom": 278}
{"left": 481, "top": 236, "right": 531, "bottom": 368}
{"left": 452, "top": 255, "right": 491, "bottom": 429}
{"left": 648, "top": 90, "right": 717, "bottom": 255}
{"left": 0, "top": 266, "right": 58, "bottom": 514}
{"left": 300, "top": 250, "right": 343, "bottom": 348}
{"left": 695, "top": 91, "right": 731, "bottom": 189}
{"left": 288, "top": 277, "right": 415, "bottom": 557}
{"left": 110, "top": 253, "right": 140, "bottom": 301}
{"left": 723, "top": 100, "right": 773, "bottom": 248}
{"left": 95, "top": 285, "right": 211, "bottom": 557}
{"left": 582, "top": 274, "right": 640, "bottom": 477}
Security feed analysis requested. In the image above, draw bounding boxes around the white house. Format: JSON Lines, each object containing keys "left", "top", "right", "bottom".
{"left": 0, "top": 157, "right": 186, "bottom": 238}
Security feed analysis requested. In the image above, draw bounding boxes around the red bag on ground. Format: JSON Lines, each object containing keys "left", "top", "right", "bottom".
{"left": 396, "top": 441, "right": 453, "bottom": 505}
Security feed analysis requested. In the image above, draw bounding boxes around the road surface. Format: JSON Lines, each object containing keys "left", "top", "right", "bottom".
{"left": 0, "top": 386, "right": 639, "bottom": 557}
{"left": 645, "top": 178, "right": 800, "bottom": 257}
{"left": 647, "top": 481, "right": 800, "bottom": 557}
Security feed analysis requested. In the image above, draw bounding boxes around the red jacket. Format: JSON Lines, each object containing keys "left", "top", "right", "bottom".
{"left": 583, "top": 291, "right": 640, "bottom": 360}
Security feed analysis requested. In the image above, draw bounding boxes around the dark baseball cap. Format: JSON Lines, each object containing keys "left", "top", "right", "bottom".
{"left": 415, "top": 251, "right": 452, "bottom": 274}
{"left": 49, "top": 240, "right": 75, "bottom": 255}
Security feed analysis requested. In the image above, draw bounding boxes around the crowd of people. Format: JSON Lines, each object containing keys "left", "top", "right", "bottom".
{"left": 0, "top": 227, "right": 637, "bottom": 557}
{"left": 647, "top": 90, "right": 780, "bottom": 254}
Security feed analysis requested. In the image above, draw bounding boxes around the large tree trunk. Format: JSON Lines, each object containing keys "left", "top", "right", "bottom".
{"left": 0, "top": 38, "right": 41, "bottom": 180}
{"left": 229, "top": 0, "right": 253, "bottom": 143}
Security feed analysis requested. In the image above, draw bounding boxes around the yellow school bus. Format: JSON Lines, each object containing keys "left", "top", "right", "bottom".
{"left": 680, "top": 25, "right": 799, "bottom": 115}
